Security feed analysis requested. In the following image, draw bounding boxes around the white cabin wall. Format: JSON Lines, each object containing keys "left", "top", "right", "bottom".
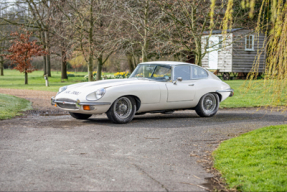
{"left": 201, "top": 37, "right": 209, "bottom": 68}
{"left": 218, "top": 34, "right": 233, "bottom": 72}
{"left": 201, "top": 34, "right": 233, "bottom": 72}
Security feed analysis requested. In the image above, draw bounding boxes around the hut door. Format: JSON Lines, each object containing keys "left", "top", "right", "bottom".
{"left": 208, "top": 36, "right": 219, "bottom": 69}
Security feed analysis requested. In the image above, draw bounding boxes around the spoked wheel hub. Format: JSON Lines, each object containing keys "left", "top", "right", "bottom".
{"left": 114, "top": 97, "right": 132, "bottom": 119}
{"left": 203, "top": 94, "right": 217, "bottom": 114}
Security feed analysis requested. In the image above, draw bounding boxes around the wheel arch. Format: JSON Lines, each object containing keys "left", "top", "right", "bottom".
{"left": 196, "top": 92, "right": 222, "bottom": 107}
{"left": 212, "top": 92, "right": 222, "bottom": 102}
{"left": 115, "top": 95, "right": 141, "bottom": 112}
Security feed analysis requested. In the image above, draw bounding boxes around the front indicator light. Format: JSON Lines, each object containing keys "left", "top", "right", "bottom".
{"left": 54, "top": 104, "right": 57, "bottom": 107}
{"left": 83, "top": 105, "right": 90, "bottom": 110}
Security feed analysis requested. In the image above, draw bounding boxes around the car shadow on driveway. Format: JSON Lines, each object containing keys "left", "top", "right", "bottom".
{"left": 83, "top": 109, "right": 287, "bottom": 129}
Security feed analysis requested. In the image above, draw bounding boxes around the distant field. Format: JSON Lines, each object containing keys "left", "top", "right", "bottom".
{"left": 0, "top": 70, "right": 113, "bottom": 92}
{"left": 0, "top": 69, "right": 282, "bottom": 108}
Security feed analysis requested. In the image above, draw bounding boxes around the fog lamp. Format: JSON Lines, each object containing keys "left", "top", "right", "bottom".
{"left": 83, "top": 105, "right": 90, "bottom": 110}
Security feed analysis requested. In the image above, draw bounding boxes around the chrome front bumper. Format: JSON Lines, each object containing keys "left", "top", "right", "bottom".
{"left": 216, "top": 88, "right": 234, "bottom": 97}
{"left": 51, "top": 97, "right": 111, "bottom": 108}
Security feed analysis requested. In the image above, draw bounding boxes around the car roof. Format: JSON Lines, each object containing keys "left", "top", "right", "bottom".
{"left": 139, "top": 61, "right": 196, "bottom": 66}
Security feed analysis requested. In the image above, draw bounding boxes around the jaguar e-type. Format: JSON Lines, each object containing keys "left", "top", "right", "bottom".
{"left": 51, "top": 61, "right": 234, "bottom": 124}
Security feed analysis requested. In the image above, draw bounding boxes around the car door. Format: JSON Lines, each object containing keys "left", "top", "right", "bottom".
{"left": 165, "top": 65, "right": 196, "bottom": 102}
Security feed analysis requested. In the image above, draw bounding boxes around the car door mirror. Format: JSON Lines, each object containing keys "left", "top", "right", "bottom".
{"left": 173, "top": 77, "right": 182, "bottom": 85}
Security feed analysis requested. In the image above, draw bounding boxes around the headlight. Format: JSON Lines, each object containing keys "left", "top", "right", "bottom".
{"left": 86, "top": 88, "right": 106, "bottom": 101}
{"left": 58, "top": 86, "right": 67, "bottom": 94}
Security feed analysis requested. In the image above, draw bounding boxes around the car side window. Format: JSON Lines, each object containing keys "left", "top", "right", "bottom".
{"left": 191, "top": 66, "right": 208, "bottom": 79}
{"left": 173, "top": 66, "right": 191, "bottom": 80}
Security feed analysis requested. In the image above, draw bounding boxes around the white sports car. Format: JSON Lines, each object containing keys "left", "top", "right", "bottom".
{"left": 51, "top": 61, "right": 234, "bottom": 124}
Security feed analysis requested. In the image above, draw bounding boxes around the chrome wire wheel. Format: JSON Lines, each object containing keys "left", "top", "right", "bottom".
{"left": 202, "top": 94, "right": 217, "bottom": 114}
{"left": 195, "top": 93, "right": 219, "bottom": 117}
{"left": 107, "top": 96, "right": 136, "bottom": 124}
{"left": 113, "top": 97, "right": 133, "bottom": 119}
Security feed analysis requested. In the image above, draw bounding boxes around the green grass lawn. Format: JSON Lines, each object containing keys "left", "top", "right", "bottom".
{"left": 219, "top": 80, "right": 281, "bottom": 108}
{"left": 0, "top": 69, "right": 113, "bottom": 92}
{"left": 0, "top": 69, "right": 283, "bottom": 108}
{"left": 0, "top": 94, "right": 32, "bottom": 120}
{"left": 213, "top": 124, "right": 287, "bottom": 191}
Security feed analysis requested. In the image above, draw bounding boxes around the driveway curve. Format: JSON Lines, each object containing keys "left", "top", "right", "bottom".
{"left": 0, "top": 108, "right": 286, "bottom": 191}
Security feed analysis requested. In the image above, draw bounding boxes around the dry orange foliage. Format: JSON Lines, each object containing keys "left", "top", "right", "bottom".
{"left": 5, "top": 29, "right": 47, "bottom": 84}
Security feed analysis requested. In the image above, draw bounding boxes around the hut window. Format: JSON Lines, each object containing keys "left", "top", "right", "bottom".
{"left": 245, "top": 35, "right": 254, "bottom": 51}
{"left": 219, "top": 36, "right": 223, "bottom": 49}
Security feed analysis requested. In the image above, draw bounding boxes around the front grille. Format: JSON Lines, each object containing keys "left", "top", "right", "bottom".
{"left": 56, "top": 98, "right": 76, "bottom": 102}
{"left": 57, "top": 103, "right": 78, "bottom": 109}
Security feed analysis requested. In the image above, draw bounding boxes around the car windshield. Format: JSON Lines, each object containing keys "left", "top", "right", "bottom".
{"left": 129, "top": 64, "right": 172, "bottom": 81}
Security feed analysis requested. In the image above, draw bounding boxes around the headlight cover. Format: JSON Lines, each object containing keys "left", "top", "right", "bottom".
{"left": 86, "top": 88, "right": 106, "bottom": 101}
{"left": 58, "top": 86, "right": 67, "bottom": 95}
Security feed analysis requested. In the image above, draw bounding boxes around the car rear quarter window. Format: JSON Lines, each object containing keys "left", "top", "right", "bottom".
{"left": 191, "top": 66, "right": 208, "bottom": 79}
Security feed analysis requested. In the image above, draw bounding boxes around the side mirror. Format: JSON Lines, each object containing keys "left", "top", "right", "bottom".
{"left": 173, "top": 77, "right": 182, "bottom": 85}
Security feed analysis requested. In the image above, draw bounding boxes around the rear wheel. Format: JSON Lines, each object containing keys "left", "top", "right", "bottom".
{"left": 69, "top": 112, "right": 92, "bottom": 119}
{"left": 106, "top": 96, "right": 136, "bottom": 124}
{"left": 195, "top": 93, "right": 219, "bottom": 117}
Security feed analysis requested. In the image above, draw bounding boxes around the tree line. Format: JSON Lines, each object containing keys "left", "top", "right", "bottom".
{"left": 0, "top": 0, "right": 258, "bottom": 81}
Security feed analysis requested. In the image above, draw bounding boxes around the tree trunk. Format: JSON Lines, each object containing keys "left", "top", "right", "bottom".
{"left": 195, "top": 39, "right": 202, "bottom": 66}
{"left": 45, "top": 31, "right": 51, "bottom": 77}
{"left": 0, "top": 56, "right": 4, "bottom": 76}
{"left": 141, "top": 44, "right": 148, "bottom": 62}
{"left": 43, "top": 55, "right": 47, "bottom": 75}
{"left": 141, "top": 0, "right": 149, "bottom": 62}
{"left": 133, "top": 56, "right": 139, "bottom": 68}
{"left": 46, "top": 53, "right": 51, "bottom": 77}
{"left": 126, "top": 53, "right": 134, "bottom": 72}
{"left": 42, "top": 32, "right": 47, "bottom": 75}
{"left": 61, "top": 47, "right": 68, "bottom": 79}
{"left": 25, "top": 72, "right": 28, "bottom": 84}
{"left": 96, "top": 55, "right": 103, "bottom": 81}
{"left": 88, "top": 55, "right": 93, "bottom": 81}
{"left": 88, "top": 0, "right": 94, "bottom": 81}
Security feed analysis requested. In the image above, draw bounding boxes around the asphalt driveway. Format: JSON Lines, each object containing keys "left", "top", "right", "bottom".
{"left": 0, "top": 109, "right": 286, "bottom": 191}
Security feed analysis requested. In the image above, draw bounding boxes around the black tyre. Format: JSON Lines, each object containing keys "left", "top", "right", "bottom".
{"left": 195, "top": 93, "right": 219, "bottom": 117}
{"left": 69, "top": 112, "right": 92, "bottom": 119}
{"left": 106, "top": 96, "right": 136, "bottom": 124}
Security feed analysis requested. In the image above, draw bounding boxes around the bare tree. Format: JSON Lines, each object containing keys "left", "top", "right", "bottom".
{"left": 0, "top": 0, "right": 26, "bottom": 75}
{"left": 57, "top": 0, "right": 122, "bottom": 81}
{"left": 24, "top": 0, "right": 54, "bottom": 76}
{"left": 118, "top": 0, "right": 165, "bottom": 62}
{"left": 156, "top": 0, "right": 226, "bottom": 66}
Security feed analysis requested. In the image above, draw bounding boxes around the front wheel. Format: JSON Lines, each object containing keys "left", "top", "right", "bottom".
{"left": 195, "top": 93, "right": 219, "bottom": 117}
{"left": 69, "top": 112, "right": 92, "bottom": 119}
{"left": 106, "top": 96, "right": 136, "bottom": 124}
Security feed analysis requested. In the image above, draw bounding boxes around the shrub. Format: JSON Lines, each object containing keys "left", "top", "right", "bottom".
{"left": 114, "top": 72, "right": 130, "bottom": 79}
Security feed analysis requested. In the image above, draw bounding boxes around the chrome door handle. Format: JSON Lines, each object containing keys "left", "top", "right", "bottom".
{"left": 188, "top": 84, "right": 194, "bottom": 86}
